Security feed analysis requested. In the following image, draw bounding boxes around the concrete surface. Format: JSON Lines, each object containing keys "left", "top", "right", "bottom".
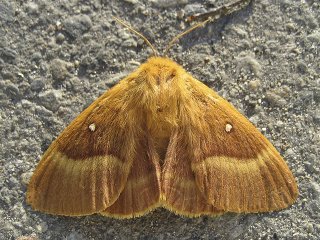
{"left": 0, "top": 0, "right": 319, "bottom": 239}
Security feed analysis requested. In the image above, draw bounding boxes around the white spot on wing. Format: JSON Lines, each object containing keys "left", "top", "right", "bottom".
{"left": 89, "top": 123, "right": 96, "bottom": 132}
{"left": 225, "top": 123, "right": 233, "bottom": 133}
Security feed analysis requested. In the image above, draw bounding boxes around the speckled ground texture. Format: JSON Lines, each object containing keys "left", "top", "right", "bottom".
{"left": 0, "top": 0, "right": 319, "bottom": 239}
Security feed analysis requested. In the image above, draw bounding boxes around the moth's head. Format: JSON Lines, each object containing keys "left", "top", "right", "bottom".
{"left": 140, "top": 57, "right": 183, "bottom": 82}
{"left": 135, "top": 56, "right": 189, "bottom": 93}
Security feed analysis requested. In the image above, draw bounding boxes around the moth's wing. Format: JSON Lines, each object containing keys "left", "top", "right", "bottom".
{"left": 27, "top": 77, "right": 160, "bottom": 216}
{"left": 101, "top": 137, "right": 161, "bottom": 218}
{"left": 187, "top": 78, "right": 298, "bottom": 212}
{"left": 161, "top": 130, "right": 223, "bottom": 217}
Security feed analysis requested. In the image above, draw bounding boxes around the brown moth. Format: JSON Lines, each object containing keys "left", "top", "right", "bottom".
{"left": 27, "top": 0, "right": 298, "bottom": 218}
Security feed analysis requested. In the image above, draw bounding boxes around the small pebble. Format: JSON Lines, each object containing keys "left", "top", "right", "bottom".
{"left": 50, "top": 59, "right": 70, "bottom": 82}
{"left": 30, "top": 79, "right": 45, "bottom": 91}
{"left": 0, "top": 47, "right": 17, "bottom": 64}
{"left": 38, "top": 90, "right": 61, "bottom": 112}
{"left": 36, "top": 222, "right": 48, "bottom": 233}
{"left": 56, "top": 32, "right": 65, "bottom": 43}
{"left": 236, "top": 54, "right": 262, "bottom": 77}
{"left": 20, "top": 171, "right": 33, "bottom": 186}
{"left": 122, "top": 38, "right": 138, "bottom": 48}
{"left": 265, "top": 91, "right": 287, "bottom": 107}
{"left": 5, "top": 83, "right": 20, "bottom": 99}
{"left": 248, "top": 80, "right": 261, "bottom": 91}
{"left": 26, "top": 2, "right": 39, "bottom": 15}
{"left": 66, "top": 77, "right": 84, "bottom": 93}
{"left": 63, "top": 14, "right": 92, "bottom": 39}
{"left": 305, "top": 223, "right": 314, "bottom": 233}
{"left": 307, "top": 32, "right": 320, "bottom": 44}
{"left": 31, "top": 52, "right": 42, "bottom": 62}
{"left": 296, "top": 61, "right": 308, "bottom": 74}
{"left": 124, "top": 0, "right": 139, "bottom": 4}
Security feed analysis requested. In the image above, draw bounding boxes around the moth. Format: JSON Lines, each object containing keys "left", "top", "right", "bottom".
{"left": 27, "top": 0, "right": 298, "bottom": 218}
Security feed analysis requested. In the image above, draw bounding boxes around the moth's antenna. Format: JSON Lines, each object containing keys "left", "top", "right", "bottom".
{"left": 164, "top": 0, "right": 252, "bottom": 56}
{"left": 112, "top": 16, "right": 159, "bottom": 57}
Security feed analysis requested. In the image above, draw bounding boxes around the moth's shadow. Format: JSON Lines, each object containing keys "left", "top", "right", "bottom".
{"left": 33, "top": 208, "right": 269, "bottom": 239}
